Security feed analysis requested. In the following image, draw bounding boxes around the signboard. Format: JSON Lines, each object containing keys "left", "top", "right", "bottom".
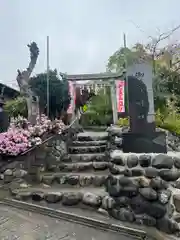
{"left": 116, "top": 80, "right": 125, "bottom": 113}
{"left": 127, "top": 63, "right": 155, "bottom": 123}
{"left": 67, "top": 81, "right": 75, "bottom": 114}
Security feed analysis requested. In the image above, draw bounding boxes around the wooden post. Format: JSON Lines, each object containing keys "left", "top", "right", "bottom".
{"left": 110, "top": 79, "right": 118, "bottom": 124}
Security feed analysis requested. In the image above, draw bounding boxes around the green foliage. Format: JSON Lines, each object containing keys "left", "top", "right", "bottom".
{"left": 117, "top": 109, "right": 180, "bottom": 135}
{"left": 29, "top": 69, "right": 70, "bottom": 119}
{"left": 107, "top": 44, "right": 150, "bottom": 72}
{"left": 155, "top": 108, "right": 180, "bottom": 135}
{"left": 81, "top": 112, "right": 112, "bottom": 126}
{"left": 5, "top": 97, "right": 27, "bottom": 118}
{"left": 81, "top": 88, "right": 113, "bottom": 126}
{"left": 89, "top": 88, "right": 112, "bottom": 115}
{"left": 5, "top": 70, "right": 70, "bottom": 120}
{"left": 107, "top": 42, "right": 180, "bottom": 115}
{"left": 118, "top": 118, "right": 129, "bottom": 127}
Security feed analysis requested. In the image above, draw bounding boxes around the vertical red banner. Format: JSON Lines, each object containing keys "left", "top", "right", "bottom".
{"left": 116, "top": 80, "right": 125, "bottom": 113}
{"left": 67, "top": 81, "right": 76, "bottom": 114}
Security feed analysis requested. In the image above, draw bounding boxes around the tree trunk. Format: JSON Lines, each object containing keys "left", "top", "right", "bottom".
{"left": 26, "top": 96, "right": 39, "bottom": 125}
{"left": 16, "top": 42, "right": 39, "bottom": 125}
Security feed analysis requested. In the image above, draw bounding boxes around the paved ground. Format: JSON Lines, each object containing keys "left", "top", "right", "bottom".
{"left": 0, "top": 205, "right": 137, "bottom": 240}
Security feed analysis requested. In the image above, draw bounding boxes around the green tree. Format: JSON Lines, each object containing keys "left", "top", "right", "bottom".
{"left": 29, "top": 69, "right": 70, "bottom": 119}
{"left": 81, "top": 88, "right": 113, "bottom": 126}
{"left": 106, "top": 42, "right": 180, "bottom": 114}
{"left": 107, "top": 43, "right": 150, "bottom": 72}
{"left": 6, "top": 70, "right": 71, "bottom": 119}
{"left": 5, "top": 97, "right": 27, "bottom": 118}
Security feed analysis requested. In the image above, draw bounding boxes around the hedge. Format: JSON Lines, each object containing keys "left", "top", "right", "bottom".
{"left": 80, "top": 112, "right": 113, "bottom": 126}
{"left": 118, "top": 111, "right": 180, "bottom": 136}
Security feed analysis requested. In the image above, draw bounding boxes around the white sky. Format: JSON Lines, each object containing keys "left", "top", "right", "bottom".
{"left": 0, "top": 0, "right": 180, "bottom": 89}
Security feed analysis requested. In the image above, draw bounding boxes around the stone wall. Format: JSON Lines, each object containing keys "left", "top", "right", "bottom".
{"left": 8, "top": 151, "right": 180, "bottom": 236}
{"left": 1, "top": 125, "right": 180, "bottom": 237}
{"left": 106, "top": 126, "right": 180, "bottom": 236}
{"left": 107, "top": 125, "right": 180, "bottom": 152}
{"left": 0, "top": 127, "right": 77, "bottom": 190}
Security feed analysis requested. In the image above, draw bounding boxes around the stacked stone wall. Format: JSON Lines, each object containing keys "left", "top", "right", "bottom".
{"left": 1, "top": 126, "right": 180, "bottom": 237}
{"left": 0, "top": 134, "right": 69, "bottom": 189}
{"left": 106, "top": 126, "right": 180, "bottom": 236}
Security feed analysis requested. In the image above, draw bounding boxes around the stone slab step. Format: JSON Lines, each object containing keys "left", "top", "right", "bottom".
{"left": 64, "top": 153, "right": 107, "bottom": 163}
{"left": 11, "top": 186, "right": 107, "bottom": 195}
{"left": 72, "top": 140, "right": 107, "bottom": 146}
{"left": 68, "top": 145, "right": 107, "bottom": 154}
{"left": 40, "top": 172, "right": 108, "bottom": 187}
{"left": 83, "top": 126, "right": 108, "bottom": 131}
{"left": 11, "top": 186, "right": 108, "bottom": 207}
{"left": 58, "top": 161, "right": 109, "bottom": 172}
{"left": 77, "top": 132, "right": 108, "bottom": 141}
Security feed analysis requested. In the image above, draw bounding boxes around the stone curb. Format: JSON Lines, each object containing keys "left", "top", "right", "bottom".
{"left": 1, "top": 198, "right": 147, "bottom": 240}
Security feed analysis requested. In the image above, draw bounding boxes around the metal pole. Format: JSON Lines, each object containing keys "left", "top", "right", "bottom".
{"left": 46, "top": 36, "right": 50, "bottom": 117}
{"left": 123, "top": 33, "right": 129, "bottom": 114}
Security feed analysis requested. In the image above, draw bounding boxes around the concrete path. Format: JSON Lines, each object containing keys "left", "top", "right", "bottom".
{"left": 0, "top": 205, "right": 136, "bottom": 240}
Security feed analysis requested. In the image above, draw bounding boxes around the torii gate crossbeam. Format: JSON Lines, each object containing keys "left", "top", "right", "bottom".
{"left": 62, "top": 71, "right": 125, "bottom": 124}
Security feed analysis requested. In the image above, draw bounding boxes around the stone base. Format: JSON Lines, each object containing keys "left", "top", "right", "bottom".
{"left": 122, "top": 131, "right": 167, "bottom": 153}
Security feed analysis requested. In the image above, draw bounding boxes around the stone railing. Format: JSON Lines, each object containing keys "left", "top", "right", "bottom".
{"left": 0, "top": 117, "right": 80, "bottom": 187}
{"left": 106, "top": 125, "right": 180, "bottom": 236}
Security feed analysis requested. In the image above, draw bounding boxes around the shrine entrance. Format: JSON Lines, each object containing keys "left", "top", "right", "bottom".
{"left": 64, "top": 72, "right": 125, "bottom": 125}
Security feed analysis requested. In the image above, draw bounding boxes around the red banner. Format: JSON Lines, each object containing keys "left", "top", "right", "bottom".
{"left": 116, "top": 80, "right": 125, "bottom": 113}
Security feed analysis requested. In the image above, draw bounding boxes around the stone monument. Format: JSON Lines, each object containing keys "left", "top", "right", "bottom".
{"left": 122, "top": 63, "right": 167, "bottom": 153}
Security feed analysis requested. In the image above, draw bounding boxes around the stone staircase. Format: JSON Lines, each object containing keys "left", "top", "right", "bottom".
{"left": 5, "top": 129, "right": 180, "bottom": 238}
{"left": 10, "top": 131, "right": 111, "bottom": 211}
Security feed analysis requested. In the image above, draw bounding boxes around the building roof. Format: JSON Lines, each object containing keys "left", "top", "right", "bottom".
{"left": 0, "top": 82, "right": 20, "bottom": 98}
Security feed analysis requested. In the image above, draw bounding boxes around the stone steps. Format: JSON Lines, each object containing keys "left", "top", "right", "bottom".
{"left": 83, "top": 126, "right": 108, "bottom": 131}
{"left": 12, "top": 186, "right": 107, "bottom": 196}
{"left": 8, "top": 131, "right": 114, "bottom": 232}
{"left": 68, "top": 145, "right": 107, "bottom": 154}
{"left": 5, "top": 128, "right": 180, "bottom": 237}
{"left": 71, "top": 140, "right": 107, "bottom": 146}
{"left": 36, "top": 131, "right": 110, "bottom": 190}
{"left": 11, "top": 186, "right": 108, "bottom": 208}
{"left": 64, "top": 153, "right": 107, "bottom": 163}
{"left": 58, "top": 161, "right": 109, "bottom": 172}
{"left": 77, "top": 132, "right": 108, "bottom": 141}
{"left": 40, "top": 172, "right": 108, "bottom": 187}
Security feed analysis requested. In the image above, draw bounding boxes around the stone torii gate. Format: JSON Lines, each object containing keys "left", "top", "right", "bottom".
{"left": 65, "top": 72, "right": 125, "bottom": 124}
{"left": 64, "top": 66, "right": 167, "bottom": 153}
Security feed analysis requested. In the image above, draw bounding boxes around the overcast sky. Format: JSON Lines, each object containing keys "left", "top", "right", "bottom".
{"left": 0, "top": 0, "right": 180, "bottom": 89}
